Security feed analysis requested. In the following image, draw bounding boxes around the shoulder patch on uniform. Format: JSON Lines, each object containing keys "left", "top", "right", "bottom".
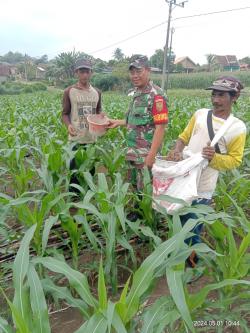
{"left": 152, "top": 95, "right": 168, "bottom": 124}
{"left": 155, "top": 96, "right": 164, "bottom": 113}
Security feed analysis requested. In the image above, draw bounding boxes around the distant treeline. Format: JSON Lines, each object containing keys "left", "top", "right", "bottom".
{"left": 90, "top": 71, "right": 250, "bottom": 92}
{"left": 0, "top": 82, "right": 47, "bottom": 95}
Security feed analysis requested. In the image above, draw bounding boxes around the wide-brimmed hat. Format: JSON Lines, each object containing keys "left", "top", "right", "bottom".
{"left": 75, "top": 58, "right": 92, "bottom": 71}
{"left": 206, "top": 76, "right": 244, "bottom": 92}
{"left": 129, "top": 55, "right": 149, "bottom": 70}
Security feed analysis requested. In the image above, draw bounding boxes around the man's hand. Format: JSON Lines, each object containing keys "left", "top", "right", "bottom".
{"left": 166, "top": 150, "right": 183, "bottom": 161}
{"left": 144, "top": 152, "right": 156, "bottom": 168}
{"left": 106, "top": 119, "right": 126, "bottom": 129}
{"left": 202, "top": 142, "right": 215, "bottom": 161}
{"left": 68, "top": 124, "right": 77, "bottom": 136}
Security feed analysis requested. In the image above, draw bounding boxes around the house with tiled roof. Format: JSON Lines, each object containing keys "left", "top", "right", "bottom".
{"left": 211, "top": 55, "right": 240, "bottom": 71}
{"left": 174, "top": 56, "right": 196, "bottom": 73}
{"left": 0, "top": 62, "right": 11, "bottom": 82}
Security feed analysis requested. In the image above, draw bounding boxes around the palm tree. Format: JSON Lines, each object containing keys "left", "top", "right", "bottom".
{"left": 206, "top": 54, "right": 215, "bottom": 72}
{"left": 113, "top": 48, "right": 124, "bottom": 61}
{"left": 55, "top": 50, "right": 85, "bottom": 79}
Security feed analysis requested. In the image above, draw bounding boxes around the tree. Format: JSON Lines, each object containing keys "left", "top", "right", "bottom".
{"left": 150, "top": 49, "right": 164, "bottom": 69}
{"left": 0, "top": 51, "right": 25, "bottom": 64}
{"left": 34, "top": 54, "right": 48, "bottom": 65}
{"left": 113, "top": 48, "right": 124, "bottom": 61}
{"left": 93, "top": 58, "right": 108, "bottom": 73}
{"left": 239, "top": 56, "right": 250, "bottom": 65}
{"left": 206, "top": 54, "right": 215, "bottom": 72}
{"left": 150, "top": 49, "right": 175, "bottom": 72}
{"left": 55, "top": 50, "right": 82, "bottom": 79}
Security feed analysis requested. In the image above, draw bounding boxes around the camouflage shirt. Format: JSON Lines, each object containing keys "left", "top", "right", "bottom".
{"left": 126, "top": 81, "right": 168, "bottom": 164}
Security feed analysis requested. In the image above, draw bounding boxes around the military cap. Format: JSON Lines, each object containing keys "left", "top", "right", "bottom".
{"left": 206, "top": 76, "right": 244, "bottom": 92}
{"left": 129, "top": 55, "right": 149, "bottom": 70}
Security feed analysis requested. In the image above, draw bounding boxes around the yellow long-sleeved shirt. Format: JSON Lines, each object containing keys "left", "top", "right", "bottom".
{"left": 179, "top": 108, "right": 246, "bottom": 198}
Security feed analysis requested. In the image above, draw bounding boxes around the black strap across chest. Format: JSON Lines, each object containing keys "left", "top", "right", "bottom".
{"left": 207, "top": 110, "right": 221, "bottom": 154}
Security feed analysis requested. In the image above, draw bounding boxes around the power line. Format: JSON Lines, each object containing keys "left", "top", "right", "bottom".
{"left": 89, "top": 6, "right": 250, "bottom": 55}
{"left": 89, "top": 22, "right": 168, "bottom": 55}
{"left": 173, "top": 6, "right": 250, "bottom": 21}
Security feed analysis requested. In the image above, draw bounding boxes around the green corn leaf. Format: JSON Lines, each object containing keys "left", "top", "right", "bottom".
{"left": 0, "top": 317, "right": 15, "bottom": 333}
{"left": 0, "top": 287, "right": 31, "bottom": 333}
{"left": 74, "top": 313, "right": 108, "bottom": 333}
{"left": 126, "top": 219, "right": 198, "bottom": 323}
{"left": 139, "top": 225, "right": 162, "bottom": 246}
{"left": 75, "top": 215, "right": 101, "bottom": 252}
{"left": 166, "top": 268, "right": 194, "bottom": 333}
{"left": 42, "top": 278, "right": 90, "bottom": 318}
{"left": 117, "top": 236, "right": 136, "bottom": 266}
{"left": 228, "top": 227, "right": 238, "bottom": 276}
{"left": 27, "top": 265, "right": 51, "bottom": 333}
{"left": 141, "top": 296, "right": 176, "bottom": 333}
{"left": 73, "top": 202, "right": 103, "bottom": 222}
{"left": 238, "top": 231, "right": 250, "bottom": 263}
{"left": 98, "top": 258, "right": 107, "bottom": 310}
{"left": 8, "top": 197, "right": 40, "bottom": 206}
{"left": 106, "top": 303, "right": 127, "bottom": 333}
{"left": 155, "top": 310, "right": 180, "bottom": 333}
{"left": 114, "top": 204, "right": 126, "bottom": 232}
{"left": 13, "top": 224, "right": 36, "bottom": 318}
{"left": 115, "top": 277, "right": 131, "bottom": 322}
{"left": 189, "top": 279, "right": 250, "bottom": 311}
{"left": 83, "top": 172, "right": 97, "bottom": 192}
{"left": 42, "top": 215, "right": 58, "bottom": 255}
{"left": 33, "top": 257, "right": 98, "bottom": 309}
{"left": 106, "top": 300, "right": 115, "bottom": 333}
{"left": 97, "top": 173, "right": 109, "bottom": 193}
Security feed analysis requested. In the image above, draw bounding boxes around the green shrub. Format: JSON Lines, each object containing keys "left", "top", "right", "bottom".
{"left": 91, "top": 74, "right": 120, "bottom": 91}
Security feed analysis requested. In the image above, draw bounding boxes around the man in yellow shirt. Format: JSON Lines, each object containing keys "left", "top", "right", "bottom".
{"left": 167, "top": 76, "right": 246, "bottom": 267}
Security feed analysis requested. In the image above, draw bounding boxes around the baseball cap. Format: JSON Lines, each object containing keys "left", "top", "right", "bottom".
{"left": 129, "top": 55, "right": 149, "bottom": 70}
{"left": 75, "top": 58, "right": 92, "bottom": 71}
{"left": 206, "top": 76, "right": 244, "bottom": 92}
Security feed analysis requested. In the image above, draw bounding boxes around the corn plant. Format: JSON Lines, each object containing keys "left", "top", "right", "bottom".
{"left": 0, "top": 146, "right": 35, "bottom": 196}
{"left": 34, "top": 218, "right": 209, "bottom": 332}
{"left": 206, "top": 222, "right": 250, "bottom": 282}
{"left": 95, "top": 141, "right": 127, "bottom": 180}
{"left": 1, "top": 190, "right": 71, "bottom": 257}
{"left": 0, "top": 224, "right": 51, "bottom": 333}
{"left": 58, "top": 212, "right": 83, "bottom": 270}
{"left": 73, "top": 172, "right": 133, "bottom": 293}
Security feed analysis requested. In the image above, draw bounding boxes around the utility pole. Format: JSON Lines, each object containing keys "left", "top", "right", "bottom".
{"left": 165, "top": 27, "right": 175, "bottom": 91}
{"left": 24, "top": 54, "right": 28, "bottom": 81}
{"left": 161, "top": 0, "right": 187, "bottom": 91}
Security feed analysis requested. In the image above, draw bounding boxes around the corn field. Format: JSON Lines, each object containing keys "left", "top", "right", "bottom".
{"left": 0, "top": 89, "right": 250, "bottom": 332}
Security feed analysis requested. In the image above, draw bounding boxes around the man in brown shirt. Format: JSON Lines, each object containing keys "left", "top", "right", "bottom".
{"left": 62, "top": 58, "right": 102, "bottom": 192}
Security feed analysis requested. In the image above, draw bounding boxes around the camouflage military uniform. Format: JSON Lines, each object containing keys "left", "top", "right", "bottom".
{"left": 126, "top": 81, "right": 168, "bottom": 190}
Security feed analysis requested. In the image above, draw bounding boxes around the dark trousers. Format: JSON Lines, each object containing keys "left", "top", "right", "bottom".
{"left": 180, "top": 198, "right": 211, "bottom": 245}
{"left": 69, "top": 144, "right": 95, "bottom": 189}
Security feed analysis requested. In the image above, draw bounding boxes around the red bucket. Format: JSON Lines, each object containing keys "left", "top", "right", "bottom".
{"left": 87, "top": 114, "right": 109, "bottom": 136}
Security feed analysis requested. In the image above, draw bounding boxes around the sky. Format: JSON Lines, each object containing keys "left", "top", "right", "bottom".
{"left": 1, "top": 0, "right": 250, "bottom": 65}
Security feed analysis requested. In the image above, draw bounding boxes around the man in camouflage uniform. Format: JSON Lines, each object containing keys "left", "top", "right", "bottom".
{"left": 108, "top": 56, "right": 168, "bottom": 191}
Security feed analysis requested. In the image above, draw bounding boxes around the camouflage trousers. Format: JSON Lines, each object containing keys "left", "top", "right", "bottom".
{"left": 127, "top": 161, "right": 152, "bottom": 192}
